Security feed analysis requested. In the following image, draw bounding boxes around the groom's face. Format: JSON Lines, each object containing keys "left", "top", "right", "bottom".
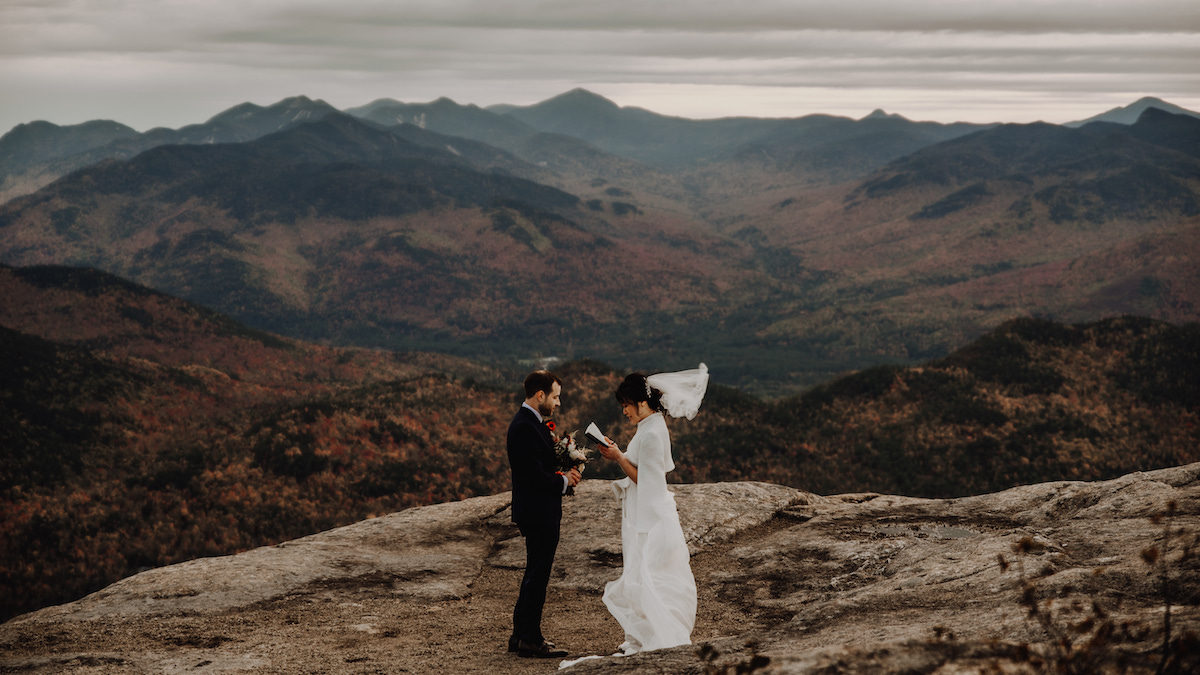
{"left": 537, "top": 382, "right": 562, "bottom": 418}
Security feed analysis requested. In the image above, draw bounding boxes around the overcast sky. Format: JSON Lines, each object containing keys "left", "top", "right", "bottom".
{"left": 2, "top": 0, "right": 1199, "bottom": 132}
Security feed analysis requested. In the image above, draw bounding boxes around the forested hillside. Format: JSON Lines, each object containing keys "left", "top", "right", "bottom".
{"left": 2, "top": 265, "right": 1197, "bottom": 620}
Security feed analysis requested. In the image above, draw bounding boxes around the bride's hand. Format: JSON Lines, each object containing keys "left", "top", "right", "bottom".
{"left": 598, "top": 438, "right": 621, "bottom": 461}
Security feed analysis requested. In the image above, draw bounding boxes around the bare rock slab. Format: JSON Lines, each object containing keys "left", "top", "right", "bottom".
{"left": 3, "top": 467, "right": 1198, "bottom": 673}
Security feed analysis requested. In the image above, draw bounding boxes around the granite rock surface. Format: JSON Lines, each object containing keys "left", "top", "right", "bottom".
{"left": 2, "top": 467, "right": 1197, "bottom": 673}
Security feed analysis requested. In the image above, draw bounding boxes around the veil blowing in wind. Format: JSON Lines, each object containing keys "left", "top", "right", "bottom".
{"left": 646, "top": 363, "right": 709, "bottom": 420}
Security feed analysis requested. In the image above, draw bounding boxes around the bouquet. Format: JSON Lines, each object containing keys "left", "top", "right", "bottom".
{"left": 546, "top": 420, "right": 590, "bottom": 495}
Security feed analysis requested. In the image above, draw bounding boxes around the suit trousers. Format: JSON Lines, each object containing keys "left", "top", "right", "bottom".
{"left": 512, "top": 520, "right": 560, "bottom": 644}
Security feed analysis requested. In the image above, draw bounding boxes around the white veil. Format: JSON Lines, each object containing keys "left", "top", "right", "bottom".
{"left": 647, "top": 363, "right": 709, "bottom": 420}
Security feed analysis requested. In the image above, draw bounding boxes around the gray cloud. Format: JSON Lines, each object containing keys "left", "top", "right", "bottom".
{"left": 246, "top": 1, "right": 1200, "bottom": 34}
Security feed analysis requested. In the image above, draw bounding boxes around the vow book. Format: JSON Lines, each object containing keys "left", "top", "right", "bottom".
{"left": 584, "top": 422, "right": 606, "bottom": 446}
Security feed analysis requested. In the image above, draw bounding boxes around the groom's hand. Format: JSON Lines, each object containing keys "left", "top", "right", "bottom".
{"left": 566, "top": 468, "right": 582, "bottom": 487}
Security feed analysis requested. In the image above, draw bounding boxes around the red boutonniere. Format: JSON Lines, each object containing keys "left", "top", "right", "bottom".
{"left": 545, "top": 420, "right": 556, "bottom": 434}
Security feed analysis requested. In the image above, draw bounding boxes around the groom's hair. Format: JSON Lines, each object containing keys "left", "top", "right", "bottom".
{"left": 524, "top": 370, "right": 561, "bottom": 398}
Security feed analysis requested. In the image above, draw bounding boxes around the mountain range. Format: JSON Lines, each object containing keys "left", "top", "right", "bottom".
{"left": 2, "top": 91, "right": 1198, "bottom": 393}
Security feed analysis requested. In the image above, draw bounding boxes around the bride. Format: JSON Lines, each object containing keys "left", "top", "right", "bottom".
{"left": 596, "top": 364, "right": 708, "bottom": 655}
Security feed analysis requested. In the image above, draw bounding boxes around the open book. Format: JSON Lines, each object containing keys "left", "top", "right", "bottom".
{"left": 584, "top": 422, "right": 607, "bottom": 446}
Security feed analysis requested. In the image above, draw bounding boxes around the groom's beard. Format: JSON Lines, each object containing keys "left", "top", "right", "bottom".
{"left": 539, "top": 401, "right": 557, "bottom": 418}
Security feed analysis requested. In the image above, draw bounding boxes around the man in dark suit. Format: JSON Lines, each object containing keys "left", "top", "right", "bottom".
{"left": 506, "top": 370, "right": 581, "bottom": 658}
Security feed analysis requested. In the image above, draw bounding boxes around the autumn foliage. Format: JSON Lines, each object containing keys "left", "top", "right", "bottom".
{"left": 2, "top": 266, "right": 1198, "bottom": 622}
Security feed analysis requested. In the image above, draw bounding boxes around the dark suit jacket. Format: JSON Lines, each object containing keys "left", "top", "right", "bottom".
{"left": 507, "top": 405, "right": 563, "bottom": 527}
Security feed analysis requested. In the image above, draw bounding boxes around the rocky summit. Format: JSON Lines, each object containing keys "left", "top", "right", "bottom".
{"left": 2, "top": 466, "right": 1198, "bottom": 673}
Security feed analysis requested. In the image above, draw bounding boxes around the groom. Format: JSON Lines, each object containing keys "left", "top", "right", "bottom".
{"left": 506, "top": 370, "right": 581, "bottom": 658}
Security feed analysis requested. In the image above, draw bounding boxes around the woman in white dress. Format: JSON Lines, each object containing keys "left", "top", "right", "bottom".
{"left": 597, "top": 365, "right": 708, "bottom": 655}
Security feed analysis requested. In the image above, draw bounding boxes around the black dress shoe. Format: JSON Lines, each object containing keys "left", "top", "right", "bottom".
{"left": 516, "top": 639, "right": 567, "bottom": 659}
{"left": 509, "top": 636, "right": 555, "bottom": 652}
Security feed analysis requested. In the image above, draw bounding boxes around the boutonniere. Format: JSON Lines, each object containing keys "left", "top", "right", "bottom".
{"left": 545, "top": 419, "right": 557, "bottom": 439}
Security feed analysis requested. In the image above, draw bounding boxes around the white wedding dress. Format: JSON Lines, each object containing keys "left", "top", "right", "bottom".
{"left": 602, "top": 412, "right": 696, "bottom": 654}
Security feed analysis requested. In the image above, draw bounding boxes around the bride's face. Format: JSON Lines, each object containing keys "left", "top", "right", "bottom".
{"left": 621, "top": 400, "right": 652, "bottom": 425}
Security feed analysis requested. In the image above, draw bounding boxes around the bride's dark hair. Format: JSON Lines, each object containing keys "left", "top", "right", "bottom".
{"left": 615, "top": 373, "right": 666, "bottom": 413}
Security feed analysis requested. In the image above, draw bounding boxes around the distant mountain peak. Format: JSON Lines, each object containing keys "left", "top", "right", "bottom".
{"left": 1067, "top": 96, "right": 1200, "bottom": 127}
{"left": 271, "top": 96, "right": 336, "bottom": 113}
{"left": 209, "top": 97, "right": 334, "bottom": 122}
{"left": 198, "top": 97, "right": 338, "bottom": 133}
{"left": 0, "top": 118, "right": 139, "bottom": 170}
{"left": 862, "top": 109, "right": 907, "bottom": 121}
{"left": 540, "top": 88, "right": 620, "bottom": 110}
{"left": 273, "top": 95, "right": 315, "bottom": 108}
{"left": 6, "top": 120, "right": 61, "bottom": 133}
{"left": 206, "top": 102, "right": 265, "bottom": 123}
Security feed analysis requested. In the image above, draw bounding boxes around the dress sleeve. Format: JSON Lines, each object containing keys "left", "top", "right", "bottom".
{"left": 634, "top": 431, "right": 669, "bottom": 533}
